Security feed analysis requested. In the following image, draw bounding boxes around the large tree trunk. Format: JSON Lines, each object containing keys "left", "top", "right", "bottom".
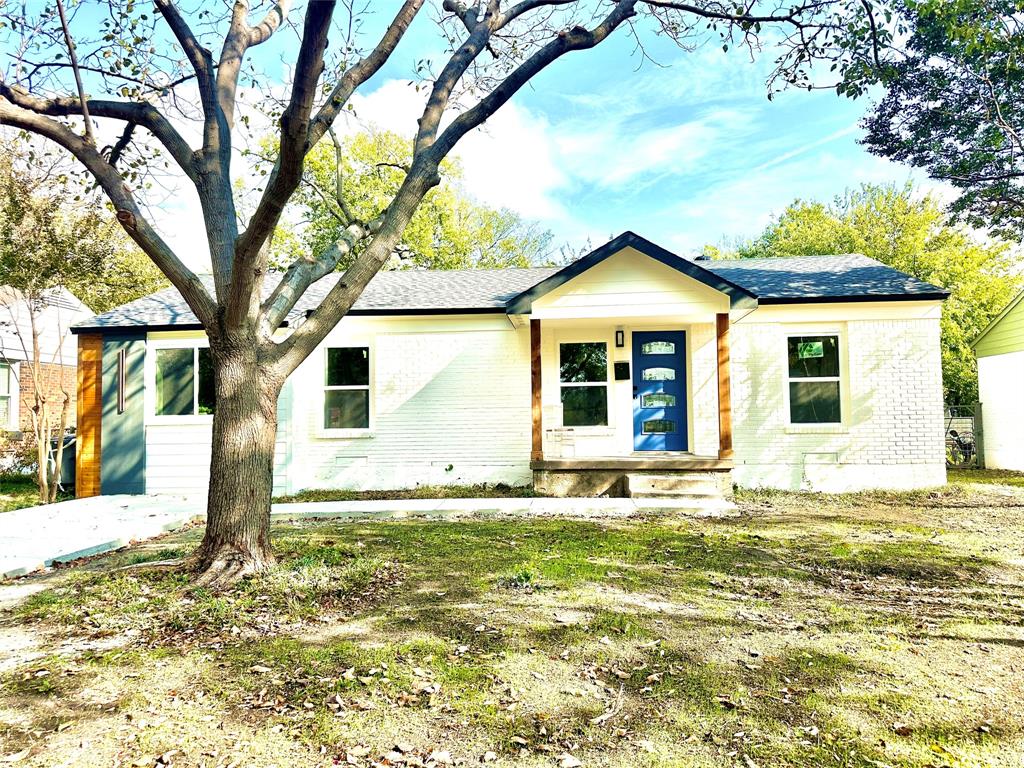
{"left": 192, "top": 336, "right": 282, "bottom": 589}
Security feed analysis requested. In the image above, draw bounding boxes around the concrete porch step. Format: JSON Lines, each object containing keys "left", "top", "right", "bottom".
{"left": 624, "top": 472, "right": 728, "bottom": 498}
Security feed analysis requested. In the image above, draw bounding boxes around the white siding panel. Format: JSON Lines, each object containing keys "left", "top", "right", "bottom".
{"left": 531, "top": 247, "right": 728, "bottom": 320}
{"left": 145, "top": 423, "right": 212, "bottom": 496}
{"left": 978, "top": 351, "right": 1024, "bottom": 471}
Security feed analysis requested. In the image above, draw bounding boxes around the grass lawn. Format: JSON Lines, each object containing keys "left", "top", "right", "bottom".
{"left": 0, "top": 476, "right": 42, "bottom": 514}
{"left": 1, "top": 485, "right": 1023, "bottom": 767}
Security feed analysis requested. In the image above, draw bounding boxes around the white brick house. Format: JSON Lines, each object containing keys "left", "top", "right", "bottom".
{"left": 70, "top": 232, "right": 949, "bottom": 497}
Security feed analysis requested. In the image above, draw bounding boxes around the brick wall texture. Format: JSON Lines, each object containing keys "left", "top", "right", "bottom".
{"left": 18, "top": 361, "right": 77, "bottom": 433}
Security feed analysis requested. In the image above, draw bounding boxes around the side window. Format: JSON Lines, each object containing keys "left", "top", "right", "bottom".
{"left": 0, "top": 363, "right": 12, "bottom": 429}
{"left": 154, "top": 347, "right": 215, "bottom": 417}
{"left": 559, "top": 342, "right": 608, "bottom": 427}
{"left": 787, "top": 335, "right": 841, "bottom": 424}
{"left": 324, "top": 347, "right": 370, "bottom": 429}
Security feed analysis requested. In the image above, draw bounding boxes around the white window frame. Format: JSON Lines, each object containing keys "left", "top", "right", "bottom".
{"left": 558, "top": 339, "right": 611, "bottom": 429}
{"left": 145, "top": 338, "right": 214, "bottom": 425}
{"left": 0, "top": 361, "right": 18, "bottom": 431}
{"left": 321, "top": 344, "right": 374, "bottom": 437}
{"left": 783, "top": 328, "right": 848, "bottom": 431}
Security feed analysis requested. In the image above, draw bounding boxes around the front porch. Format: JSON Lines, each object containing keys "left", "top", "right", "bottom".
{"left": 505, "top": 236, "right": 750, "bottom": 500}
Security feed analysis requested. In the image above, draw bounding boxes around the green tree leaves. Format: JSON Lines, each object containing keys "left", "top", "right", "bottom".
{"left": 275, "top": 130, "right": 553, "bottom": 272}
{"left": 732, "top": 183, "right": 1021, "bottom": 403}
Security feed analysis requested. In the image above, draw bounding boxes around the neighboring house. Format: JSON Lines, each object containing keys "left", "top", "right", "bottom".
{"left": 973, "top": 290, "right": 1024, "bottom": 471}
{"left": 0, "top": 286, "right": 93, "bottom": 435}
{"left": 70, "top": 232, "right": 949, "bottom": 499}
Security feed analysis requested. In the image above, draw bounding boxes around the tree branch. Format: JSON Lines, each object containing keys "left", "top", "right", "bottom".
{"left": 414, "top": 0, "right": 499, "bottom": 156}
{"left": 0, "top": 82, "right": 198, "bottom": 181}
{"left": 307, "top": 0, "right": 425, "bottom": 150}
{"left": 54, "top": 0, "right": 94, "bottom": 146}
{"left": 228, "top": 0, "right": 335, "bottom": 330}
{"left": 153, "top": 0, "right": 218, "bottom": 151}
{"left": 431, "top": 1, "right": 640, "bottom": 160}
{"left": 0, "top": 99, "right": 216, "bottom": 326}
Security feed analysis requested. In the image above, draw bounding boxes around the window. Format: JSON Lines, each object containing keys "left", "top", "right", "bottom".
{"left": 787, "top": 335, "right": 841, "bottom": 424}
{"left": 559, "top": 342, "right": 608, "bottom": 427}
{"left": 0, "top": 363, "right": 12, "bottom": 429}
{"left": 154, "top": 347, "right": 215, "bottom": 417}
{"left": 641, "top": 341, "right": 675, "bottom": 355}
{"left": 643, "top": 419, "right": 676, "bottom": 433}
{"left": 324, "top": 347, "right": 370, "bottom": 430}
{"left": 642, "top": 367, "right": 675, "bottom": 381}
{"left": 642, "top": 393, "right": 676, "bottom": 408}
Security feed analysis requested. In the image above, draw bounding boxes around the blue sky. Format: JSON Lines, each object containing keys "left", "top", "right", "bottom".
{"left": 51, "top": 2, "right": 943, "bottom": 267}
{"left": 301, "top": 3, "right": 942, "bottom": 260}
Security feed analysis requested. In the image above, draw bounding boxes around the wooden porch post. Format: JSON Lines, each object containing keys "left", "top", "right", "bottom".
{"left": 530, "top": 318, "right": 543, "bottom": 461}
{"left": 76, "top": 332, "right": 103, "bottom": 497}
{"left": 716, "top": 313, "right": 734, "bottom": 460}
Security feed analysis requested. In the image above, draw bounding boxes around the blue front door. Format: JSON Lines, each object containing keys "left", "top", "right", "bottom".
{"left": 632, "top": 331, "right": 687, "bottom": 451}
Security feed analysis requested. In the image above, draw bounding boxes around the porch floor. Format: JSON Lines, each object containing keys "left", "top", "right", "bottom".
{"left": 531, "top": 453, "right": 733, "bottom": 471}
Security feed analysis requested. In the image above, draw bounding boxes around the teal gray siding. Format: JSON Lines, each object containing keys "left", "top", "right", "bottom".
{"left": 100, "top": 332, "right": 147, "bottom": 494}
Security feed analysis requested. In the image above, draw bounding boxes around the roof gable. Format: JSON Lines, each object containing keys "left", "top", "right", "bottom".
{"left": 506, "top": 232, "right": 757, "bottom": 314}
{"left": 973, "top": 289, "right": 1024, "bottom": 357}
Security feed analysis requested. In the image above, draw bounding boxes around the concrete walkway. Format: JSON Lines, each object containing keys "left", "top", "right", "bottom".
{"left": 1, "top": 494, "right": 732, "bottom": 579}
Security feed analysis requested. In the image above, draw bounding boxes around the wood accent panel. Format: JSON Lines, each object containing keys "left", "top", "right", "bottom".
{"left": 530, "top": 318, "right": 543, "bottom": 461}
{"left": 76, "top": 333, "right": 103, "bottom": 497}
{"left": 716, "top": 313, "right": 733, "bottom": 460}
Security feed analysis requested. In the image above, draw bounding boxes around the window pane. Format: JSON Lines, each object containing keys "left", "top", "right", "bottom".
{"left": 0, "top": 396, "right": 9, "bottom": 426}
{"left": 155, "top": 348, "right": 195, "bottom": 416}
{"left": 197, "top": 348, "right": 216, "bottom": 415}
{"left": 642, "top": 367, "right": 675, "bottom": 381}
{"left": 561, "top": 385, "right": 607, "bottom": 426}
{"left": 641, "top": 341, "right": 674, "bottom": 355}
{"left": 324, "top": 389, "right": 369, "bottom": 429}
{"left": 788, "top": 336, "right": 839, "bottom": 378}
{"left": 789, "top": 381, "right": 841, "bottom": 423}
{"left": 559, "top": 342, "right": 607, "bottom": 383}
{"left": 642, "top": 393, "right": 676, "bottom": 408}
{"left": 643, "top": 419, "right": 676, "bottom": 433}
{"left": 0, "top": 364, "right": 9, "bottom": 396}
{"left": 327, "top": 347, "right": 369, "bottom": 386}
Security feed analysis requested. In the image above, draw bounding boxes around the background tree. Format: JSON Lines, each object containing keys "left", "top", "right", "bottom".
{"left": 862, "top": 0, "right": 1024, "bottom": 239}
{"left": 274, "top": 129, "right": 552, "bottom": 270}
{"left": 729, "top": 183, "right": 1021, "bottom": 403}
{"left": 0, "top": 0, "right": 893, "bottom": 587}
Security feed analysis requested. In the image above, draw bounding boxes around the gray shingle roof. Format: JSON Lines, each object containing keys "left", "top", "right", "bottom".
{"left": 74, "top": 267, "right": 563, "bottom": 330}
{"left": 702, "top": 254, "right": 947, "bottom": 302}
{"left": 72, "top": 244, "right": 947, "bottom": 332}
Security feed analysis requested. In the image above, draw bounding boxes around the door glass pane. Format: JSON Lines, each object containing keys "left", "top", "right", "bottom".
{"left": 643, "top": 419, "right": 676, "bottom": 433}
{"left": 324, "top": 389, "right": 370, "bottom": 429}
{"left": 559, "top": 342, "right": 607, "bottom": 383}
{"left": 155, "top": 348, "right": 195, "bottom": 416}
{"left": 642, "top": 367, "right": 675, "bottom": 381}
{"left": 327, "top": 347, "right": 369, "bottom": 386}
{"left": 788, "top": 336, "right": 840, "bottom": 378}
{"left": 642, "top": 393, "right": 676, "bottom": 408}
{"left": 197, "top": 348, "right": 216, "bottom": 414}
{"left": 561, "top": 385, "right": 608, "bottom": 426}
{"left": 641, "top": 341, "right": 675, "bottom": 355}
{"left": 789, "top": 381, "right": 841, "bottom": 423}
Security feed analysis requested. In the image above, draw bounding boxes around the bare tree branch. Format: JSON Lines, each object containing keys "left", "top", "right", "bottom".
{"left": 0, "top": 99, "right": 215, "bottom": 326}
{"left": 0, "top": 82, "right": 198, "bottom": 181}
{"left": 227, "top": 0, "right": 335, "bottom": 330}
{"left": 54, "top": 0, "right": 94, "bottom": 146}
{"left": 307, "top": 0, "right": 426, "bottom": 149}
